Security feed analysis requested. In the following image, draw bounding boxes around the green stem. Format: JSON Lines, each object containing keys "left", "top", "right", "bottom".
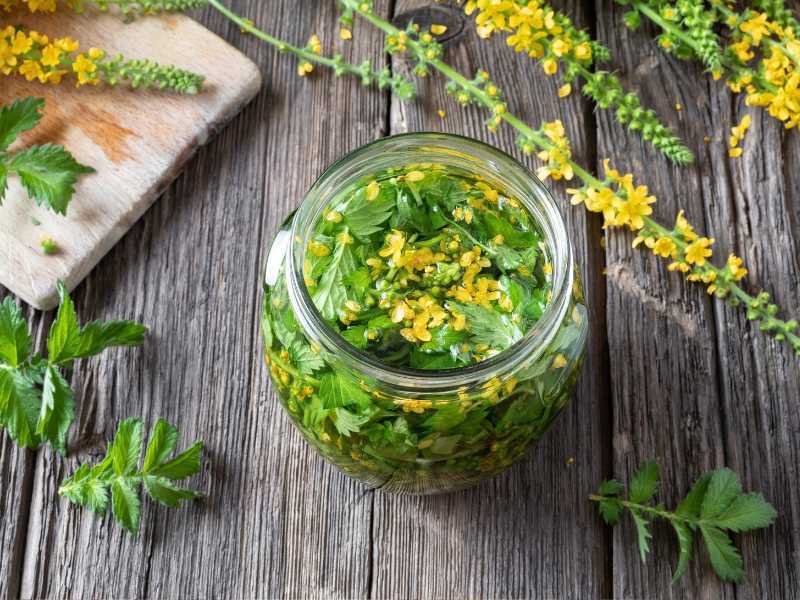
{"left": 634, "top": 2, "right": 780, "bottom": 93}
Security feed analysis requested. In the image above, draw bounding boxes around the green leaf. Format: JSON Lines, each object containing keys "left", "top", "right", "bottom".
{"left": 37, "top": 365, "right": 75, "bottom": 455}
{"left": 332, "top": 407, "right": 369, "bottom": 437}
{"left": 631, "top": 510, "right": 653, "bottom": 563}
{"left": 109, "top": 418, "right": 144, "bottom": 476}
{"left": 343, "top": 188, "right": 395, "bottom": 238}
{"left": 0, "top": 162, "right": 7, "bottom": 202}
{"left": 714, "top": 493, "right": 777, "bottom": 532}
{"left": 7, "top": 144, "right": 94, "bottom": 215}
{"left": 482, "top": 210, "right": 537, "bottom": 247}
{"left": 0, "top": 367, "right": 41, "bottom": 449}
{"left": 598, "top": 498, "right": 623, "bottom": 525}
{"left": 143, "top": 476, "right": 202, "bottom": 508}
{"left": 111, "top": 477, "right": 142, "bottom": 535}
{"left": 149, "top": 440, "right": 203, "bottom": 480}
{"left": 0, "top": 297, "right": 31, "bottom": 367}
{"left": 71, "top": 320, "right": 148, "bottom": 358}
{"left": 452, "top": 303, "right": 523, "bottom": 351}
{"left": 289, "top": 342, "right": 325, "bottom": 375}
{"left": 700, "top": 525, "right": 744, "bottom": 583}
{"left": 675, "top": 473, "right": 712, "bottom": 518}
{"left": 0, "top": 97, "right": 44, "bottom": 152}
{"left": 142, "top": 419, "right": 178, "bottom": 473}
{"left": 312, "top": 241, "right": 356, "bottom": 321}
{"left": 598, "top": 479, "right": 624, "bottom": 496}
{"left": 629, "top": 461, "right": 660, "bottom": 504}
{"left": 58, "top": 463, "right": 110, "bottom": 515}
{"left": 671, "top": 522, "right": 693, "bottom": 583}
{"left": 47, "top": 283, "right": 82, "bottom": 364}
{"left": 318, "top": 371, "right": 371, "bottom": 410}
{"left": 701, "top": 468, "right": 742, "bottom": 520}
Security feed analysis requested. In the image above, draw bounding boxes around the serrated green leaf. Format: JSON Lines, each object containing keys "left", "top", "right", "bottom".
{"left": 37, "top": 365, "right": 75, "bottom": 455}
{"left": 312, "top": 241, "right": 356, "bottom": 321}
{"left": 700, "top": 524, "right": 744, "bottom": 583}
{"left": 598, "top": 498, "right": 623, "bottom": 525}
{"left": 671, "top": 522, "right": 693, "bottom": 583}
{"left": 318, "top": 371, "right": 371, "bottom": 410}
{"left": 47, "top": 283, "right": 82, "bottom": 364}
{"left": 0, "top": 97, "right": 44, "bottom": 152}
{"left": 111, "top": 477, "right": 142, "bottom": 535}
{"left": 143, "top": 476, "right": 202, "bottom": 508}
{"left": 343, "top": 188, "right": 395, "bottom": 238}
{"left": 451, "top": 302, "right": 523, "bottom": 351}
{"left": 598, "top": 479, "right": 624, "bottom": 496}
{"left": 110, "top": 418, "right": 144, "bottom": 476}
{"left": 7, "top": 144, "right": 93, "bottom": 215}
{"left": 629, "top": 461, "right": 660, "bottom": 504}
{"left": 0, "top": 297, "right": 31, "bottom": 367}
{"left": 142, "top": 419, "right": 178, "bottom": 473}
{"left": 701, "top": 468, "right": 742, "bottom": 520}
{"left": 631, "top": 510, "right": 653, "bottom": 563}
{"left": 676, "top": 473, "right": 712, "bottom": 518}
{"left": 332, "top": 407, "right": 369, "bottom": 437}
{"left": 0, "top": 367, "right": 41, "bottom": 449}
{"left": 58, "top": 463, "right": 110, "bottom": 515}
{"left": 71, "top": 320, "right": 148, "bottom": 359}
{"left": 149, "top": 440, "right": 203, "bottom": 480}
{"left": 713, "top": 492, "right": 777, "bottom": 532}
{"left": 289, "top": 342, "right": 325, "bottom": 375}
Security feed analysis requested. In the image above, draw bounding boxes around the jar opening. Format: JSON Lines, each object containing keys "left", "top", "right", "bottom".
{"left": 284, "top": 133, "right": 574, "bottom": 391}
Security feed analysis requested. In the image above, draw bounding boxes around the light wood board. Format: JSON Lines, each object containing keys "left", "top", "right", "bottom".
{"left": 0, "top": 8, "right": 261, "bottom": 310}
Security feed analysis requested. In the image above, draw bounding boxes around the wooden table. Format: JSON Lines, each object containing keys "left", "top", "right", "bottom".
{"left": 1, "top": 1, "right": 799, "bottom": 598}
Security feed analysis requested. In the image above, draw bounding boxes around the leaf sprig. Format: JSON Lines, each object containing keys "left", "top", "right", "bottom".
{"left": 0, "top": 97, "right": 94, "bottom": 215}
{"left": 591, "top": 461, "right": 777, "bottom": 583}
{"left": 0, "top": 283, "right": 147, "bottom": 453}
{"left": 59, "top": 417, "right": 203, "bottom": 535}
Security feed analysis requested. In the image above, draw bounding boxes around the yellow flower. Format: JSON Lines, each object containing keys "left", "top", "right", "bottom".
{"left": 391, "top": 300, "right": 414, "bottom": 324}
{"left": 740, "top": 12, "right": 771, "bottom": 45}
{"left": 366, "top": 180, "right": 380, "bottom": 200}
{"left": 615, "top": 181, "right": 656, "bottom": 230}
{"left": 650, "top": 237, "right": 677, "bottom": 258}
{"left": 542, "top": 58, "right": 557, "bottom": 75}
{"left": 11, "top": 31, "right": 32, "bottom": 55}
{"left": 395, "top": 399, "right": 433, "bottom": 414}
{"left": 297, "top": 61, "right": 313, "bottom": 76}
{"left": 675, "top": 210, "right": 698, "bottom": 241}
{"left": 727, "top": 254, "right": 748, "bottom": 281}
{"left": 72, "top": 53, "right": 99, "bottom": 85}
{"left": 684, "top": 237, "right": 714, "bottom": 266}
{"left": 379, "top": 229, "right": 406, "bottom": 263}
{"left": 308, "top": 34, "right": 322, "bottom": 54}
{"left": 307, "top": 240, "right": 331, "bottom": 257}
{"left": 405, "top": 170, "right": 425, "bottom": 182}
{"left": 558, "top": 83, "right": 571, "bottom": 98}
{"left": 431, "top": 24, "right": 448, "bottom": 35}
{"left": 573, "top": 41, "right": 592, "bottom": 61}
{"left": 40, "top": 44, "right": 62, "bottom": 67}
{"left": 340, "top": 28, "right": 352, "bottom": 41}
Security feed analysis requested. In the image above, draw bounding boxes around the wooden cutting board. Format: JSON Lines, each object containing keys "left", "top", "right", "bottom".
{"left": 0, "top": 9, "right": 262, "bottom": 310}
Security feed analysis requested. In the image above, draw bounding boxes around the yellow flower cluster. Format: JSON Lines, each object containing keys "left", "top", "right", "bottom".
{"left": 728, "top": 12, "right": 800, "bottom": 128}
{"left": 297, "top": 34, "right": 321, "bottom": 76}
{"left": 565, "top": 157, "right": 655, "bottom": 232}
{"left": 728, "top": 114, "right": 751, "bottom": 157}
{"left": 0, "top": 0, "right": 65, "bottom": 12}
{"left": 465, "top": 0, "right": 593, "bottom": 76}
{"left": 534, "top": 120, "right": 574, "bottom": 181}
{"left": 1, "top": 26, "right": 103, "bottom": 85}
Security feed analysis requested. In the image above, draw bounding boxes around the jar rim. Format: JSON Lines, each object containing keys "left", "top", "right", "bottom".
{"left": 284, "top": 132, "right": 574, "bottom": 392}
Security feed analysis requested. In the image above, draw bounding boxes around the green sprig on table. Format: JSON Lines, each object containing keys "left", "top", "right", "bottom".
{"left": 0, "top": 97, "right": 94, "bottom": 215}
{"left": 591, "top": 461, "right": 777, "bottom": 583}
{"left": 60, "top": 418, "right": 204, "bottom": 535}
{"left": 0, "top": 282, "right": 146, "bottom": 453}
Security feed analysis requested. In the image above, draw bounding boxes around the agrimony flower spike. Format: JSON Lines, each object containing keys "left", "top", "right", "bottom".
{"left": 462, "top": 0, "right": 694, "bottom": 165}
{"left": 1, "top": 26, "right": 204, "bottom": 93}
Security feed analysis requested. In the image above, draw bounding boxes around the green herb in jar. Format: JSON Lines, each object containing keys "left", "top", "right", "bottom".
{"left": 302, "top": 165, "right": 553, "bottom": 370}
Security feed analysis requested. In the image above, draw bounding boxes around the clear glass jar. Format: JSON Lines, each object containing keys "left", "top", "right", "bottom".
{"left": 261, "top": 133, "right": 588, "bottom": 494}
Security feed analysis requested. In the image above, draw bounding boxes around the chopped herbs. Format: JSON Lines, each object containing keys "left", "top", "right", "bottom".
{"left": 303, "top": 166, "right": 552, "bottom": 369}
{"left": 262, "top": 163, "right": 588, "bottom": 492}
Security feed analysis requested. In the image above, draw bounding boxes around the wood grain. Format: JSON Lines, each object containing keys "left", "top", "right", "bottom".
{"left": 2, "top": 0, "right": 800, "bottom": 598}
{"left": 371, "top": 2, "right": 611, "bottom": 598}
{"left": 596, "top": 1, "right": 800, "bottom": 597}
{"left": 0, "top": 8, "right": 261, "bottom": 310}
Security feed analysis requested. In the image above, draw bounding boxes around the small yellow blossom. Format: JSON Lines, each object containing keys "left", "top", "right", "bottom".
{"left": 431, "top": 24, "right": 448, "bottom": 35}
{"left": 558, "top": 83, "right": 571, "bottom": 98}
{"left": 405, "top": 170, "right": 425, "bottom": 182}
{"left": 684, "top": 237, "right": 714, "bottom": 266}
{"left": 727, "top": 254, "right": 748, "bottom": 281}
{"left": 340, "top": 28, "right": 353, "bottom": 41}
{"left": 366, "top": 180, "right": 380, "bottom": 201}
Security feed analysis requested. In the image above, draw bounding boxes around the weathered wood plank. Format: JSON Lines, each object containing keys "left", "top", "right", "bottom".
{"left": 370, "top": 1, "right": 611, "bottom": 598}
{"left": 596, "top": 1, "right": 800, "bottom": 597}
{"left": 10, "top": 1, "right": 390, "bottom": 597}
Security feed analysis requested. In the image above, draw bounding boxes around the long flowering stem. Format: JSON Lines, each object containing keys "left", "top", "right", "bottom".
{"left": 342, "top": 0, "right": 800, "bottom": 355}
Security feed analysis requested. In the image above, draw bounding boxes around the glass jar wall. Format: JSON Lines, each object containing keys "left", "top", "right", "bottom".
{"left": 261, "top": 134, "right": 588, "bottom": 494}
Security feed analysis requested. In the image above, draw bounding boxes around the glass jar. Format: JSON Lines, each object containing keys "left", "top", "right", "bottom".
{"left": 261, "top": 133, "right": 588, "bottom": 494}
